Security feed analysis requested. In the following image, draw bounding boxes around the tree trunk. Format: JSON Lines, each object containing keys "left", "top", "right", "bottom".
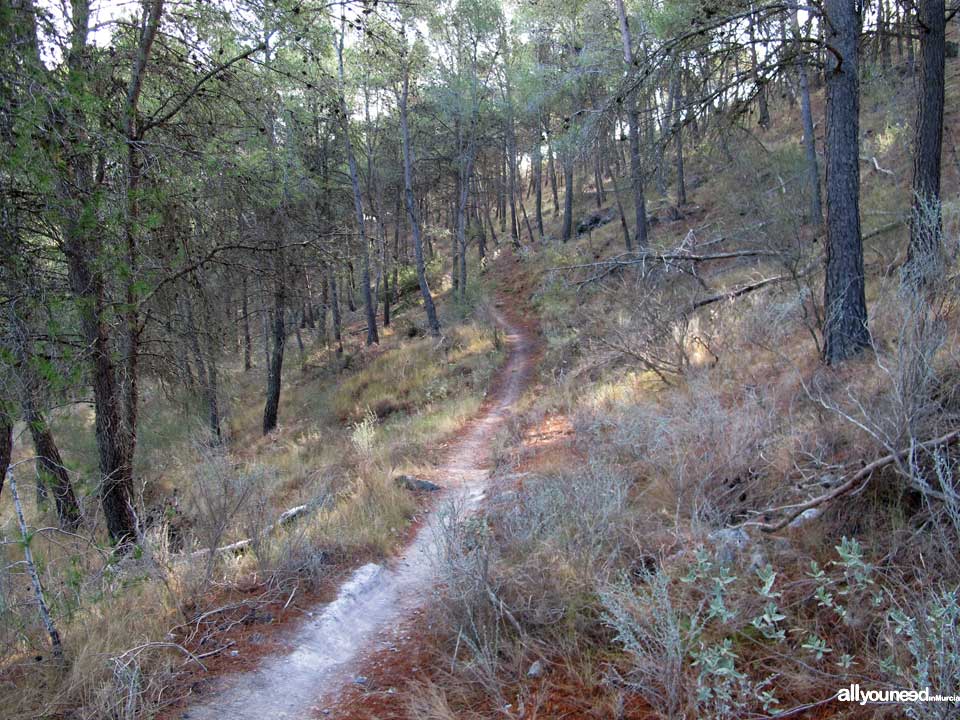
{"left": 457, "top": 149, "right": 476, "bottom": 299}
{"left": 58, "top": 0, "right": 138, "bottom": 546}
{"left": 546, "top": 123, "right": 560, "bottom": 216}
{"left": 533, "top": 130, "right": 544, "bottom": 237}
{"left": 792, "top": 0, "right": 823, "bottom": 224}
{"left": 0, "top": 410, "right": 11, "bottom": 500}
{"left": 561, "top": 156, "right": 574, "bottom": 242}
{"left": 262, "top": 241, "right": 286, "bottom": 434}
{"left": 259, "top": 277, "right": 271, "bottom": 370}
{"left": 8, "top": 471, "right": 63, "bottom": 660}
{"left": 615, "top": 0, "right": 647, "bottom": 250}
{"left": 451, "top": 193, "right": 460, "bottom": 294}
{"left": 476, "top": 205, "right": 488, "bottom": 260}
{"left": 7, "top": 313, "right": 77, "bottom": 522}
{"left": 242, "top": 274, "right": 252, "bottom": 370}
{"left": 879, "top": 0, "right": 892, "bottom": 68}
{"left": 27, "top": 411, "right": 81, "bottom": 528}
{"left": 905, "top": 0, "right": 945, "bottom": 286}
{"left": 328, "top": 266, "right": 344, "bottom": 355}
{"left": 398, "top": 59, "right": 441, "bottom": 337}
{"left": 670, "top": 68, "right": 687, "bottom": 207}
{"left": 593, "top": 146, "right": 605, "bottom": 208}
{"left": 337, "top": 26, "right": 378, "bottom": 346}
{"left": 749, "top": 9, "right": 771, "bottom": 129}
{"left": 198, "top": 285, "right": 223, "bottom": 442}
{"left": 822, "top": 0, "right": 869, "bottom": 364}
{"left": 64, "top": 238, "right": 139, "bottom": 545}
{"left": 506, "top": 107, "right": 520, "bottom": 248}
{"left": 318, "top": 269, "right": 329, "bottom": 345}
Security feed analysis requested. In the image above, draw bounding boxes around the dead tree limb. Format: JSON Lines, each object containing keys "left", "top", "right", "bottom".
{"left": 688, "top": 274, "right": 790, "bottom": 311}
{"left": 7, "top": 466, "right": 63, "bottom": 660}
{"left": 185, "top": 502, "right": 313, "bottom": 560}
{"left": 744, "top": 428, "right": 960, "bottom": 533}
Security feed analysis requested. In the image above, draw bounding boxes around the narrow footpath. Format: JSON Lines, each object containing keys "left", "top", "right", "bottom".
{"left": 180, "top": 305, "right": 535, "bottom": 720}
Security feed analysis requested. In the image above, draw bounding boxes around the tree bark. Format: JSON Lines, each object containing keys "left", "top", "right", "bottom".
{"left": 0, "top": 410, "right": 10, "bottom": 501}
{"left": 546, "top": 119, "right": 560, "bottom": 216}
{"left": 670, "top": 68, "right": 687, "bottom": 207}
{"left": 242, "top": 274, "right": 253, "bottom": 370}
{"left": 8, "top": 471, "right": 63, "bottom": 660}
{"left": 318, "top": 269, "right": 329, "bottom": 345}
{"left": 457, "top": 148, "right": 476, "bottom": 298}
{"left": 328, "top": 265, "right": 344, "bottom": 355}
{"left": 262, "top": 234, "right": 286, "bottom": 434}
{"left": 791, "top": 0, "right": 823, "bottom": 224}
{"left": 58, "top": 0, "right": 138, "bottom": 546}
{"left": 533, "top": 127, "right": 544, "bottom": 237}
{"left": 398, "top": 56, "right": 441, "bottom": 337}
{"left": 5, "top": 309, "right": 76, "bottom": 516}
{"left": 822, "top": 0, "right": 869, "bottom": 364}
{"left": 905, "top": 0, "right": 945, "bottom": 286}
{"left": 615, "top": 0, "right": 647, "bottom": 250}
{"left": 337, "top": 22, "right": 378, "bottom": 346}
{"left": 27, "top": 410, "right": 81, "bottom": 528}
{"left": 561, "top": 156, "right": 575, "bottom": 242}
{"left": 749, "top": 8, "right": 771, "bottom": 129}
{"left": 505, "top": 101, "right": 520, "bottom": 248}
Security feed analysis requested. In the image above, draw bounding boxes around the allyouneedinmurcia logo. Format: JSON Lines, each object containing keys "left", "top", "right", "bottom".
{"left": 837, "top": 684, "right": 959, "bottom": 706}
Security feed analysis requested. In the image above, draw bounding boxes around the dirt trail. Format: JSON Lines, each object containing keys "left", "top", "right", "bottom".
{"left": 179, "top": 306, "right": 534, "bottom": 720}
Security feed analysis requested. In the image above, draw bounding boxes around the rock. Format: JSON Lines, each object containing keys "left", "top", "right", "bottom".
{"left": 394, "top": 475, "right": 441, "bottom": 492}
{"left": 527, "top": 659, "right": 546, "bottom": 678}
{"left": 709, "top": 527, "right": 751, "bottom": 566}
{"left": 576, "top": 209, "right": 615, "bottom": 235}
{"left": 788, "top": 508, "right": 821, "bottom": 529}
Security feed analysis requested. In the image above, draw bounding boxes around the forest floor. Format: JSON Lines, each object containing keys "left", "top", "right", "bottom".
{"left": 171, "top": 256, "right": 540, "bottom": 720}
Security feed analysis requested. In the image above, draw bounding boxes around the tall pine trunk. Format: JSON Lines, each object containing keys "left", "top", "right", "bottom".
{"left": 28, "top": 411, "right": 81, "bottom": 528}
{"left": 533, "top": 130, "right": 544, "bottom": 237}
{"left": 561, "top": 156, "right": 574, "bottom": 242}
{"left": 0, "top": 411, "right": 10, "bottom": 501}
{"left": 822, "top": 0, "right": 869, "bottom": 364}
{"left": 262, "top": 239, "right": 286, "bottom": 434}
{"left": 398, "top": 56, "right": 441, "bottom": 337}
{"left": 242, "top": 274, "right": 253, "bottom": 370}
{"left": 615, "top": 0, "right": 647, "bottom": 250}
{"left": 905, "top": 0, "right": 945, "bottom": 285}
{"left": 337, "top": 23, "right": 378, "bottom": 346}
{"left": 791, "top": 0, "right": 823, "bottom": 224}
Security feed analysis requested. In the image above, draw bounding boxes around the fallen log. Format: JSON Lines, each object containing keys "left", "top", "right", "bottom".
{"left": 743, "top": 428, "right": 960, "bottom": 533}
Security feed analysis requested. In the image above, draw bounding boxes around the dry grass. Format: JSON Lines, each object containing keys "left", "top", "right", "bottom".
{"left": 406, "top": 61, "right": 960, "bottom": 720}
{"left": 0, "top": 297, "right": 504, "bottom": 718}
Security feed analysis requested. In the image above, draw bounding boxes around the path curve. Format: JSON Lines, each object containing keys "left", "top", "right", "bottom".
{"left": 180, "top": 306, "right": 533, "bottom": 720}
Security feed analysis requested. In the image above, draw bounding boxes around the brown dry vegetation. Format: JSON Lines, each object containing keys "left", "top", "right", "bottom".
{"left": 333, "top": 56, "right": 960, "bottom": 720}
{"left": 0, "top": 285, "right": 506, "bottom": 719}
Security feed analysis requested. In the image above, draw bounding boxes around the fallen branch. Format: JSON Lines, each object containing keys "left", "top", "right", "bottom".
{"left": 688, "top": 274, "right": 789, "bottom": 311}
{"left": 744, "top": 428, "right": 960, "bottom": 533}
{"left": 860, "top": 155, "right": 894, "bottom": 176}
{"left": 486, "top": 584, "right": 524, "bottom": 637}
{"left": 185, "top": 502, "right": 314, "bottom": 560}
{"left": 113, "top": 641, "right": 207, "bottom": 671}
{"left": 554, "top": 248, "right": 777, "bottom": 274}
